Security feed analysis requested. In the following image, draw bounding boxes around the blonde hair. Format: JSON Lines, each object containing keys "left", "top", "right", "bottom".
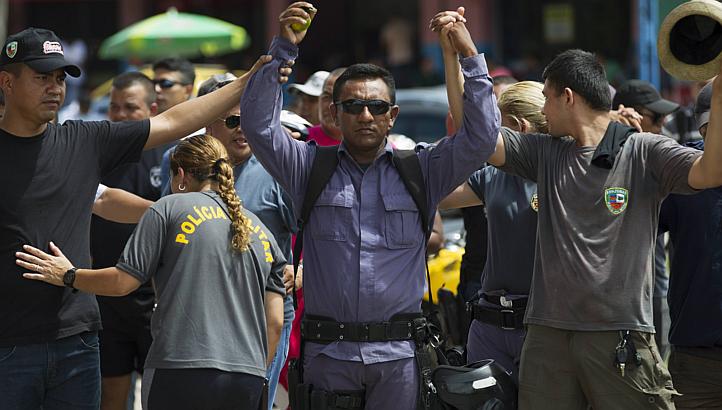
{"left": 497, "top": 81, "right": 548, "bottom": 134}
{"left": 170, "top": 134, "right": 251, "bottom": 252}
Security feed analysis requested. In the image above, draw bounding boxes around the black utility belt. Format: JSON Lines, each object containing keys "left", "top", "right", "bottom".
{"left": 481, "top": 293, "right": 528, "bottom": 309}
{"left": 301, "top": 315, "right": 426, "bottom": 343}
{"left": 472, "top": 304, "right": 526, "bottom": 330}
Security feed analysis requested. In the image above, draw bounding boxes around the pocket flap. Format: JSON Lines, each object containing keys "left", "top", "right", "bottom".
{"left": 316, "top": 187, "right": 352, "bottom": 208}
{"left": 382, "top": 193, "right": 418, "bottom": 211}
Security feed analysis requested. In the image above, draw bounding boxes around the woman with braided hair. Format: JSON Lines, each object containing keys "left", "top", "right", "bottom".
{"left": 16, "top": 134, "right": 287, "bottom": 410}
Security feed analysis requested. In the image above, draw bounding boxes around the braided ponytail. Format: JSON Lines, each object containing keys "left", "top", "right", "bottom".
{"left": 170, "top": 134, "right": 251, "bottom": 253}
{"left": 215, "top": 158, "right": 251, "bottom": 252}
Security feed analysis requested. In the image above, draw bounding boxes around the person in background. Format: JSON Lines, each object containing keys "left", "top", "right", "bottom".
{"left": 659, "top": 82, "right": 722, "bottom": 410}
{"left": 287, "top": 70, "right": 328, "bottom": 125}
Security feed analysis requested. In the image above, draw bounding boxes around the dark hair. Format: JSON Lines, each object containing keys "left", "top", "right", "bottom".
{"left": 152, "top": 57, "right": 196, "bottom": 86}
{"left": 332, "top": 63, "right": 396, "bottom": 104}
{"left": 1, "top": 63, "right": 22, "bottom": 77}
{"left": 0, "top": 90, "right": 4, "bottom": 105}
{"left": 542, "top": 49, "right": 611, "bottom": 112}
{"left": 111, "top": 71, "right": 156, "bottom": 107}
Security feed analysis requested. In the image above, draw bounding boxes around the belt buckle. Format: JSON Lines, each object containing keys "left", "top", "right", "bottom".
{"left": 499, "top": 295, "right": 513, "bottom": 308}
{"left": 500, "top": 309, "right": 516, "bottom": 330}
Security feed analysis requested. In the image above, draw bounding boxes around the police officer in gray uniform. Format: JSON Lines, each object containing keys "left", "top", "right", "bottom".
{"left": 240, "top": 3, "right": 500, "bottom": 408}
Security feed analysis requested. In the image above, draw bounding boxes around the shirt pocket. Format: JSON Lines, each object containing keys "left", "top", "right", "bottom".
{"left": 382, "top": 193, "right": 421, "bottom": 249}
{"left": 309, "top": 187, "right": 352, "bottom": 242}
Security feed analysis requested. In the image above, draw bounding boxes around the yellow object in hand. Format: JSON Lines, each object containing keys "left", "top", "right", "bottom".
{"left": 291, "top": 6, "right": 314, "bottom": 32}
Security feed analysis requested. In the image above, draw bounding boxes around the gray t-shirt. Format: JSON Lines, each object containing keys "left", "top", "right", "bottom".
{"left": 117, "top": 191, "right": 286, "bottom": 376}
{"left": 500, "top": 127, "right": 701, "bottom": 332}
{"left": 468, "top": 166, "right": 538, "bottom": 295}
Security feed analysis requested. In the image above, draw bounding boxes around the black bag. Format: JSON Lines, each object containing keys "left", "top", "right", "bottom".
{"left": 431, "top": 359, "right": 517, "bottom": 410}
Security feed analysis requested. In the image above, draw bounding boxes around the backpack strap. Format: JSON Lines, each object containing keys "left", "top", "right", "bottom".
{"left": 292, "top": 145, "right": 339, "bottom": 308}
{"left": 392, "top": 149, "right": 431, "bottom": 238}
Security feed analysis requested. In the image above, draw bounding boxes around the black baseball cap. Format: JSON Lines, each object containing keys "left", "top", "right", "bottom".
{"left": 694, "top": 82, "right": 713, "bottom": 129}
{"left": 0, "top": 28, "right": 81, "bottom": 77}
{"left": 612, "top": 79, "right": 679, "bottom": 115}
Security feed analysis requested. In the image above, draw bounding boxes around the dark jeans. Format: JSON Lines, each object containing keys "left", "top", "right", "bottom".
{"left": 669, "top": 347, "right": 722, "bottom": 409}
{"left": 0, "top": 331, "right": 101, "bottom": 409}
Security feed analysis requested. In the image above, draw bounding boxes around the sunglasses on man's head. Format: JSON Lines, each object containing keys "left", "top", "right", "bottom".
{"left": 153, "top": 79, "right": 188, "bottom": 89}
{"left": 223, "top": 115, "right": 241, "bottom": 129}
{"left": 336, "top": 99, "right": 392, "bottom": 115}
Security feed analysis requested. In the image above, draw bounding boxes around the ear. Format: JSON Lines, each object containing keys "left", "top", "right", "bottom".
{"left": 519, "top": 118, "right": 532, "bottom": 133}
{"left": 387, "top": 105, "right": 400, "bottom": 129}
{"left": 330, "top": 102, "right": 340, "bottom": 126}
{"left": 149, "top": 102, "right": 159, "bottom": 117}
{"left": 184, "top": 84, "right": 194, "bottom": 98}
{"left": 563, "top": 87, "right": 574, "bottom": 107}
{"left": 0, "top": 71, "right": 13, "bottom": 96}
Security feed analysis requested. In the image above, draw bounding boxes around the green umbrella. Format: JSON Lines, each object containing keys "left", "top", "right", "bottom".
{"left": 99, "top": 8, "right": 249, "bottom": 60}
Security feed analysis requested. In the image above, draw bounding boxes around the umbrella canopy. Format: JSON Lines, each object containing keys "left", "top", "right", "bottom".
{"left": 99, "top": 8, "right": 249, "bottom": 60}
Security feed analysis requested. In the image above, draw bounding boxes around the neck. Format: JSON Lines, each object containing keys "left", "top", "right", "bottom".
{"left": 570, "top": 111, "right": 611, "bottom": 147}
{"left": 197, "top": 180, "right": 220, "bottom": 192}
{"left": 0, "top": 109, "right": 50, "bottom": 137}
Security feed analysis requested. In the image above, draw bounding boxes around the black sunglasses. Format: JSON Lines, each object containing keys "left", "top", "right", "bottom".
{"left": 222, "top": 115, "right": 241, "bottom": 129}
{"left": 336, "top": 99, "right": 392, "bottom": 115}
{"left": 153, "top": 79, "right": 189, "bottom": 89}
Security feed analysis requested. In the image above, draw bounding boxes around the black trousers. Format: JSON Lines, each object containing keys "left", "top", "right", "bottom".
{"left": 144, "top": 368, "right": 266, "bottom": 410}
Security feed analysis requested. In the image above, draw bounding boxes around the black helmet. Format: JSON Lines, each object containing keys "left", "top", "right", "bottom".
{"left": 431, "top": 359, "right": 517, "bottom": 410}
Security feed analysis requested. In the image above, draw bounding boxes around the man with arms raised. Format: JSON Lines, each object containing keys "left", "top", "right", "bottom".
{"left": 241, "top": 3, "right": 498, "bottom": 408}
{"left": 435, "top": 9, "right": 722, "bottom": 409}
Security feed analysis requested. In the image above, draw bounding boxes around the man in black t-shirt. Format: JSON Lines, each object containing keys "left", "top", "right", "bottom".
{"left": 0, "top": 27, "right": 283, "bottom": 409}
{"left": 91, "top": 71, "right": 168, "bottom": 410}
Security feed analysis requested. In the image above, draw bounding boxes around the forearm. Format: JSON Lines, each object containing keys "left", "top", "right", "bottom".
{"left": 444, "top": 49, "right": 464, "bottom": 132}
{"left": 241, "top": 36, "right": 310, "bottom": 201}
{"left": 147, "top": 75, "right": 248, "bottom": 149}
{"left": 93, "top": 188, "right": 152, "bottom": 224}
{"left": 264, "top": 291, "right": 284, "bottom": 366}
{"left": 74, "top": 267, "right": 142, "bottom": 296}
{"left": 690, "top": 80, "right": 722, "bottom": 189}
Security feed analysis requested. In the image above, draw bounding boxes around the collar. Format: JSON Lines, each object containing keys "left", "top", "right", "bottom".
{"left": 337, "top": 138, "right": 394, "bottom": 161}
{"left": 591, "top": 121, "right": 637, "bottom": 169}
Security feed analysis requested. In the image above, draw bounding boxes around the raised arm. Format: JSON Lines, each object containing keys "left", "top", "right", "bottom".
{"left": 93, "top": 187, "right": 152, "bottom": 224}
{"left": 240, "top": 2, "right": 318, "bottom": 203}
{"left": 431, "top": 11, "right": 505, "bottom": 172}
{"left": 16, "top": 242, "right": 141, "bottom": 296}
{"left": 688, "top": 73, "right": 722, "bottom": 189}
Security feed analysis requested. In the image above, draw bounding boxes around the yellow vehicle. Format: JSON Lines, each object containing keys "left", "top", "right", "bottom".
{"left": 424, "top": 246, "right": 464, "bottom": 302}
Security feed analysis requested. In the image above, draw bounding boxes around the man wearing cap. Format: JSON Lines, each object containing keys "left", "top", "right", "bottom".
{"left": 658, "top": 82, "right": 722, "bottom": 409}
{"left": 200, "top": 73, "right": 298, "bottom": 409}
{"left": 287, "top": 70, "right": 328, "bottom": 125}
{"left": 305, "top": 67, "right": 345, "bottom": 146}
{"left": 90, "top": 71, "right": 170, "bottom": 410}
{"left": 0, "top": 27, "right": 280, "bottom": 408}
{"left": 612, "top": 79, "right": 681, "bottom": 361}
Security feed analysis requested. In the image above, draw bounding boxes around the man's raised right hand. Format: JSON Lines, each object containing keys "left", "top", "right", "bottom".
{"left": 279, "top": 2, "right": 317, "bottom": 45}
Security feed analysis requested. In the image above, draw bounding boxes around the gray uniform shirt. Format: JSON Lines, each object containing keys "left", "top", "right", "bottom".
{"left": 500, "top": 128, "right": 701, "bottom": 332}
{"left": 117, "top": 191, "right": 286, "bottom": 376}
{"left": 467, "top": 165, "right": 538, "bottom": 295}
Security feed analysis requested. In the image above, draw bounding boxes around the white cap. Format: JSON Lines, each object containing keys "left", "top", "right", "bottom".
{"left": 288, "top": 70, "right": 329, "bottom": 97}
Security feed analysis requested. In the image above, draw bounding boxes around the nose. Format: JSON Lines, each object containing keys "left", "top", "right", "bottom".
{"left": 358, "top": 106, "right": 374, "bottom": 122}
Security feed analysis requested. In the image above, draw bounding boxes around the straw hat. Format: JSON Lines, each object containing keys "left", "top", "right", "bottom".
{"left": 658, "top": 0, "right": 722, "bottom": 81}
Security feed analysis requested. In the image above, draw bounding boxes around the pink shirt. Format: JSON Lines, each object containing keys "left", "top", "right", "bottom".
{"left": 307, "top": 125, "right": 341, "bottom": 146}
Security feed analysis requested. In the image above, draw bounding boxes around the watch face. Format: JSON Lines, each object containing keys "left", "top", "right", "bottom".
{"left": 64, "top": 268, "right": 76, "bottom": 287}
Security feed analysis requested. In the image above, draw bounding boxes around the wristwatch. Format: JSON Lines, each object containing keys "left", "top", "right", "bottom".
{"left": 63, "top": 267, "right": 78, "bottom": 292}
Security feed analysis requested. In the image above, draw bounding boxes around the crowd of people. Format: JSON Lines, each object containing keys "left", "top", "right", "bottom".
{"left": 0, "top": 2, "right": 720, "bottom": 410}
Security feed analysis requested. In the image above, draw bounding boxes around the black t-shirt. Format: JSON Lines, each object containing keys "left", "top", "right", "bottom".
{"left": 0, "top": 119, "right": 150, "bottom": 346}
{"left": 91, "top": 142, "right": 176, "bottom": 328}
{"left": 459, "top": 205, "right": 488, "bottom": 301}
